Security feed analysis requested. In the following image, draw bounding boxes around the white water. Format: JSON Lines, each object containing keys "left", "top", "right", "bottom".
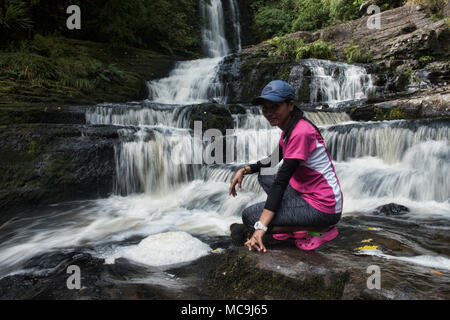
{"left": 147, "top": 0, "right": 231, "bottom": 104}
{"left": 292, "top": 59, "right": 376, "bottom": 107}
{"left": 356, "top": 249, "right": 450, "bottom": 271}
{"left": 227, "top": 0, "right": 242, "bottom": 53}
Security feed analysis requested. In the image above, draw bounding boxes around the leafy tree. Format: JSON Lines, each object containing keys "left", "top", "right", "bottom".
{"left": 291, "top": 0, "right": 331, "bottom": 31}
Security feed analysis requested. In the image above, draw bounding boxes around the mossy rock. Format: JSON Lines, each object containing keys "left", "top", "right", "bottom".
{"left": 208, "top": 248, "right": 350, "bottom": 300}
{"left": 189, "top": 103, "right": 234, "bottom": 135}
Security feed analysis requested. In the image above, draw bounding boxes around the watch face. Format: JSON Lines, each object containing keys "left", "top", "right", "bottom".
{"left": 254, "top": 221, "right": 266, "bottom": 230}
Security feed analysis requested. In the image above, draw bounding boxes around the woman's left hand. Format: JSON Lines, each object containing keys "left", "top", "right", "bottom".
{"left": 245, "top": 229, "right": 267, "bottom": 253}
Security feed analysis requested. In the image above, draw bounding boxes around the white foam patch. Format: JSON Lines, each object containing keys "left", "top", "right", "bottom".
{"left": 356, "top": 249, "right": 450, "bottom": 271}
{"left": 111, "top": 231, "right": 211, "bottom": 267}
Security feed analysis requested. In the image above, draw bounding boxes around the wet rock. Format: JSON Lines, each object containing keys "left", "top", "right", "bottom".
{"left": 208, "top": 247, "right": 351, "bottom": 300}
{"left": 218, "top": 219, "right": 450, "bottom": 300}
{"left": 0, "top": 251, "right": 187, "bottom": 300}
{"left": 0, "top": 124, "right": 117, "bottom": 213}
{"left": 227, "top": 104, "right": 247, "bottom": 115}
{"left": 374, "top": 203, "right": 410, "bottom": 216}
{"left": 349, "top": 85, "right": 450, "bottom": 121}
{"left": 188, "top": 103, "right": 234, "bottom": 135}
{"left": 230, "top": 223, "right": 250, "bottom": 246}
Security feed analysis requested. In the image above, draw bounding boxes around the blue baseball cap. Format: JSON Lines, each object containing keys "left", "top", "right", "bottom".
{"left": 252, "top": 80, "right": 295, "bottom": 105}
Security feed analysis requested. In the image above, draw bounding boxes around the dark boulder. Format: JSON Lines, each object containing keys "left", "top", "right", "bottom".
{"left": 374, "top": 203, "right": 410, "bottom": 216}
{"left": 188, "top": 103, "right": 234, "bottom": 135}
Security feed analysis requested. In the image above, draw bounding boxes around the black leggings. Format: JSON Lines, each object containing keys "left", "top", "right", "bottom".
{"left": 242, "top": 173, "right": 341, "bottom": 232}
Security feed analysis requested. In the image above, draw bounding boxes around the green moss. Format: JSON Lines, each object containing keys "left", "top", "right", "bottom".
{"left": 344, "top": 42, "right": 372, "bottom": 63}
{"left": 389, "top": 107, "right": 409, "bottom": 120}
{"left": 374, "top": 107, "right": 387, "bottom": 121}
{"left": 208, "top": 250, "right": 349, "bottom": 300}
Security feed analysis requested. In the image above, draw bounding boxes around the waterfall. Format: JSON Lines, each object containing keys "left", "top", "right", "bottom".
{"left": 304, "top": 59, "right": 375, "bottom": 107}
{"left": 200, "top": 0, "right": 230, "bottom": 58}
{"left": 323, "top": 120, "right": 450, "bottom": 163}
{"left": 147, "top": 0, "right": 232, "bottom": 104}
{"left": 114, "top": 128, "right": 203, "bottom": 195}
{"left": 227, "top": 0, "right": 242, "bottom": 53}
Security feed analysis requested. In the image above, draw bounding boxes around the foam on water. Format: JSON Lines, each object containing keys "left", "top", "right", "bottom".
{"left": 106, "top": 231, "right": 212, "bottom": 267}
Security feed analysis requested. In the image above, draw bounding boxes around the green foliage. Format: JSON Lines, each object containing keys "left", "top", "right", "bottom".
{"left": 267, "top": 36, "right": 303, "bottom": 59}
{"left": 0, "top": 0, "right": 33, "bottom": 29}
{"left": 268, "top": 36, "right": 336, "bottom": 60}
{"left": 248, "top": 0, "right": 405, "bottom": 41}
{"left": 419, "top": 55, "right": 434, "bottom": 63}
{"left": 308, "top": 40, "right": 336, "bottom": 60}
{"left": 254, "top": 6, "right": 291, "bottom": 40}
{"left": 1, "top": 0, "right": 202, "bottom": 56}
{"left": 291, "top": 0, "right": 332, "bottom": 31}
{"left": 0, "top": 35, "right": 124, "bottom": 92}
{"left": 344, "top": 42, "right": 372, "bottom": 63}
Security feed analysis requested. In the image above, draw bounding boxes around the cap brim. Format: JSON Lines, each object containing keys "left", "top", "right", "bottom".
{"left": 251, "top": 95, "right": 285, "bottom": 106}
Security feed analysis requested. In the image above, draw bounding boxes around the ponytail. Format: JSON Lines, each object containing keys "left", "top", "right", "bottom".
{"left": 282, "top": 102, "right": 324, "bottom": 143}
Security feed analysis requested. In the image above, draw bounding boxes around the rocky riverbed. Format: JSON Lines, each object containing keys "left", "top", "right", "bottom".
{"left": 0, "top": 208, "right": 448, "bottom": 300}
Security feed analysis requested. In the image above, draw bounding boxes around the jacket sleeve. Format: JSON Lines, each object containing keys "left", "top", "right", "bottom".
{"left": 263, "top": 158, "right": 300, "bottom": 213}
{"left": 248, "top": 145, "right": 283, "bottom": 173}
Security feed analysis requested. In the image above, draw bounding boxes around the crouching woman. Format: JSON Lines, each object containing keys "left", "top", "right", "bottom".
{"left": 229, "top": 80, "right": 343, "bottom": 253}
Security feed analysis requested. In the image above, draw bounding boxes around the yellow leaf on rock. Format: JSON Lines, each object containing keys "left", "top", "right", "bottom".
{"left": 361, "top": 239, "right": 373, "bottom": 243}
{"left": 357, "top": 245, "right": 379, "bottom": 250}
{"left": 431, "top": 270, "right": 443, "bottom": 275}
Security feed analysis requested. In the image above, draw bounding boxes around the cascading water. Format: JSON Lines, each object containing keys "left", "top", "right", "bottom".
{"left": 147, "top": 0, "right": 231, "bottom": 104}
{"left": 226, "top": 0, "right": 242, "bottom": 53}
{"left": 289, "top": 59, "right": 376, "bottom": 108}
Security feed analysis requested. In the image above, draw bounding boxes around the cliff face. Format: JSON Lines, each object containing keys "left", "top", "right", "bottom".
{"left": 218, "top": 4, "right": 449, "bottom": 119}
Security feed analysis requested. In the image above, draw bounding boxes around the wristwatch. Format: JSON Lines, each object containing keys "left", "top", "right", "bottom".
{"left": 254, "top": 221, "right": 268, "bottom": 232}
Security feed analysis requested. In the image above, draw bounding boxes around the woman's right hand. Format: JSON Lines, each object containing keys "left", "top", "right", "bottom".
{"left": 229, "top": 167, "right": 250, "bottom": 197}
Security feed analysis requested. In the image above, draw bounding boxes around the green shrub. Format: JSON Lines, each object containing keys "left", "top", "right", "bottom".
{"left": 419, "top": 55, "right": 434, "bottom": 63}
{"left": 0, "top": 35, "right": 124, "bottom": 92}
{"left": 268, "top": 36, "right": 336, "bottom": 60}
{"left": 268, "top": 36, "right": 304, "bottom": 59}
{"left": 309, "top": 40, "right": 336, "bottom": 60}
{"left": 344, "top": 43, "right": 372, "bottom": 63}
{"left": 253, "top": 6, "right": 291, "bottom": 40}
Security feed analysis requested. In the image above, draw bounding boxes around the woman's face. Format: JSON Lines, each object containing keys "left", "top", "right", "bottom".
{"left": 262, "top": 100, "right": 294, "bottom": 129}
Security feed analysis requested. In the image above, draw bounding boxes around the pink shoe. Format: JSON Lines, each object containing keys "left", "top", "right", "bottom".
{"left": 295, "top": 227, "right": 339, "bottom": 250}
{"left": 273, "top": 231, "right": 308, "bottom": 241}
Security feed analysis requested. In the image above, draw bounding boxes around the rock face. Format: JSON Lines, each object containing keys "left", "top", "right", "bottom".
{"left": 217, "top": 217, "right": 450, "bottom": 300}
{"left": 350, "top": 86, "right": 450, "bottom": 121}
{"left": 0, "top": 111, "right": 117, "bottom": 214}
{"left": 218, "top": 4, "right": 449, "bottom": 118}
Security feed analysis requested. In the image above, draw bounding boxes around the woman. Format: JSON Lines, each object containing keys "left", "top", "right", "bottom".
{"left": 229, "top": 80, "right": 343, "bottom": 253}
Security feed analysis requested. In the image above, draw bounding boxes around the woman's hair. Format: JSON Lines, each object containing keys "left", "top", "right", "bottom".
{"left": 282, "top": 100, "right": 324, "bottom": 143}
